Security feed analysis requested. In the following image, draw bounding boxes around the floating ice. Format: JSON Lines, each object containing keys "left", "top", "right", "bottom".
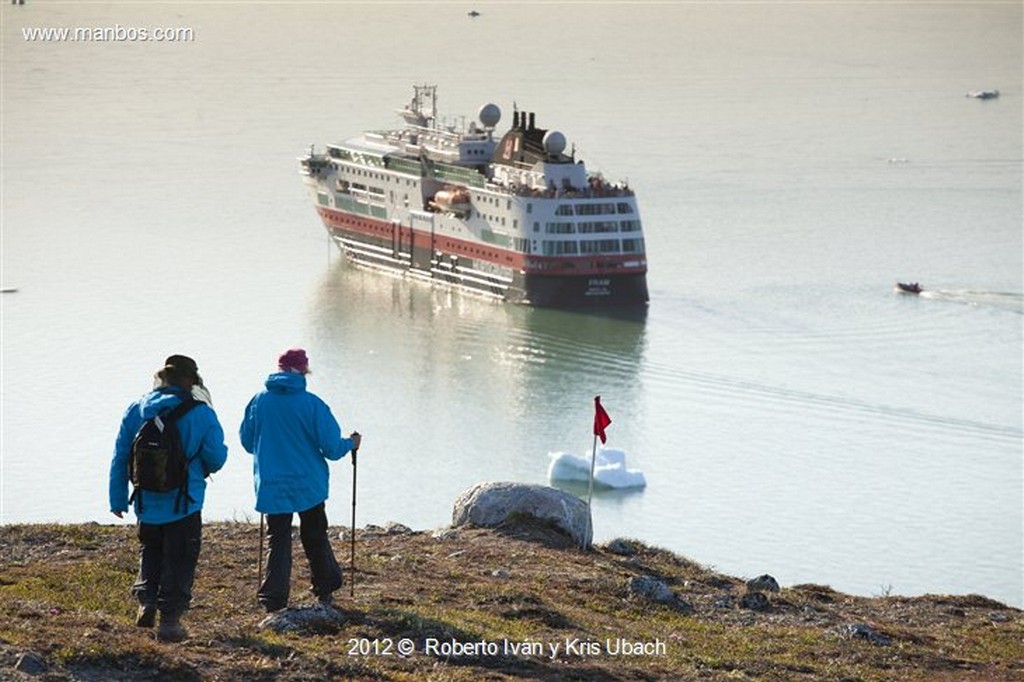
{"left": 547, "top": 447, "right": 646, "bottom": 489}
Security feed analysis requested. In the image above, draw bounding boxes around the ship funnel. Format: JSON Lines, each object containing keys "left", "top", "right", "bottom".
{"left": 528, "top": 112, "right": 535, "bottom": 130}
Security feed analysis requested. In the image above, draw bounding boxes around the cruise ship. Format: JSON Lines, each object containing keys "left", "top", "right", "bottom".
{"left": 300, "top": 86, "right": 648, "bottom": 307}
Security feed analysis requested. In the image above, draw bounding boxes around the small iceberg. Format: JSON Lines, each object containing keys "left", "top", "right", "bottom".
{"left": 547, "top": 447, "right": 646, "bottom": 489}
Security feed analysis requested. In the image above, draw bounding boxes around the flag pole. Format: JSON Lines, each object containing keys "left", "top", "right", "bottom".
{"left": 585, "top": 395, "right": 611, "bottom": 551}
{"left": 584, "top": 431, "right": 598, "bottom": 550}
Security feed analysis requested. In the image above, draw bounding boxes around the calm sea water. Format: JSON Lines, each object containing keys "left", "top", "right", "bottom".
{"left": 2, "top": 2, "right": 1021, "bottom": 606}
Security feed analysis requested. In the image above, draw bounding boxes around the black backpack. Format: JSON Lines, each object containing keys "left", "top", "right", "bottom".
{"left": 128, "top": 398, "right": 199, "bottom": 514}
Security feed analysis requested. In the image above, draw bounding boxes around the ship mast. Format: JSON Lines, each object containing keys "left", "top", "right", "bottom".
{"left": 400, "top": 84, "right": 438, "bottom": 128}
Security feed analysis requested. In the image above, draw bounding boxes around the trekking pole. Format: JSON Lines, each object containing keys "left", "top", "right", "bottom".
{"left": 349, "top": 437, "right": 359, "bottom": 599}
{"left": 258, "top": 513, "right": 264, "bottom": 601}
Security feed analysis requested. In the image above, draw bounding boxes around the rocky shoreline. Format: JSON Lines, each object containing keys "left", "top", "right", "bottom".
{"left": 1, "top": 492, "right": 1022, "bottom": 680}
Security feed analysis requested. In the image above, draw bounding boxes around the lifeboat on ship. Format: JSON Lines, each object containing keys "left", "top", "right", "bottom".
{"left": 429, "top": 187, "right": 471, "bottom": 215}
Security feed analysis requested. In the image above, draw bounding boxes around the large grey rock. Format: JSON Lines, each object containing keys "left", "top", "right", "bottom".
{"left": 451, "top": 482, "right": 592, "bottom": 547}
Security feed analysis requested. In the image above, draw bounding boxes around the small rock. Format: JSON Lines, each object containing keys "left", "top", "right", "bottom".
{"left": 627, "top": 575, "right": 675, "bottom": 604}
{"left": 491, "top": 569, "right": 510, "bottom": 578}
{"left": 432, "top": 527, "right": 459, "bottom": 541}
{"left": 258, "top": 603, "right": 347, "bottom": 634}
{"left": 846, "top": 623, "right": 892, "bottom": 646}
{"left": 714, "top": 595, "right": 734, "bottom": 609}
{"left": 605, "top": 538, "right": 638, "bottom": 556}
{"left": 990, "top": 612, "right": 1011, "bottom": 623}
{"left": 740, "top": 591, "right": 771, "bottom": 612}
{"left": 383, "top": 521, "right": 412, "bottom": 535}
{"left": 746, "top": 574, "right": 780, "bottom": 593}
{"left": 15, "top": 652, "right": 46, "bottom": 675}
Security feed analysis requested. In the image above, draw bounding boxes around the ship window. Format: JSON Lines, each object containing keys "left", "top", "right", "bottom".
{"left": 617, "top": 202, "right": 634, "bottom": 214}
{"left": 555, "top": 204, "right": 574, "bottom": 216}
{"left": 527, "top": 203, "right": 533, "bottom": 214}
{"left": 545, "top": 222, "right": 575, "bottom": 234}
{"left": 580, "top": 239, "right": 621, "bottom": 254}
{"left": 577, "top": 220, "right": 618, "bottom": 234}
{"left": 620, "top": 219, "right": 640, "bottom": 232}
{"left": 622, "top": 238, "right": 645, "bottom": 253}
{"left": 533, "top": 222, "right": 539, "bottom": 232}
{"left": 576, "top": 203, "right": 617, "bottom": 216}
{"left": 542, "top": 240, "right": 579, "bottom": 256}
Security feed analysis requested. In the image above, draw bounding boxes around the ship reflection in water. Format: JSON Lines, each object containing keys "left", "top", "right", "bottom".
{"left": 305, "top": 259, "right": 648, "bottom": 530}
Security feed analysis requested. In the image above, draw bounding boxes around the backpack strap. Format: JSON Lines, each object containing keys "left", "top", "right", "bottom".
{"left": 168, "top": 398, "right": 200, "bottom": 515}
{"left": 165, "top": 397, "right": 199, "bottom": 423}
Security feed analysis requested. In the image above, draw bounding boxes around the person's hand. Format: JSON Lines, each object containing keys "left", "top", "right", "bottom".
{"left": 350, "top": 431, "right": 362, "bottom": 451}
{"left": 112, "top": 510, "right": 124, "bottom": 519}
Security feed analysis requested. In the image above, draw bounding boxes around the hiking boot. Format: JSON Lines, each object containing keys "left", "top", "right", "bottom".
{"left": 261, "top": 601, "right": 285, "bottom": 613}
{"left": 156, "top": 613, "right": 188, "bottom": 643}
{"left": 135, "top": 604, "right": 157, "bottom": 628}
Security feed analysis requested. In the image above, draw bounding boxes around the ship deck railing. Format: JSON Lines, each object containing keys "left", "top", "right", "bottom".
{"left": 486, "top": 179, "right": 635, "bottom": 200}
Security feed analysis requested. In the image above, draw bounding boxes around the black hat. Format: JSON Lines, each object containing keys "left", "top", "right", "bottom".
{"left": 164, "top": 354, "right": 200, "bottom": 380}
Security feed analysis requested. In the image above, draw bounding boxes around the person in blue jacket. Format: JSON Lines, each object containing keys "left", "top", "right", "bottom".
{"left": 109, "top": 354, "right": 228, "bottom": 642}
{"left": 240, "top": 348, "right": 361, "bottom": 612}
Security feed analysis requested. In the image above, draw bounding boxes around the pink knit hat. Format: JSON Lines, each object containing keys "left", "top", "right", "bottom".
{"left": 278, "top": 348, "right": 310, "bottom": 374}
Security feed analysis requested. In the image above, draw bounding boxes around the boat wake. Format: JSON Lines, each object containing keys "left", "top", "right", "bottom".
{"left": 918, "top": 289, "right": 1024, "bottom": 314}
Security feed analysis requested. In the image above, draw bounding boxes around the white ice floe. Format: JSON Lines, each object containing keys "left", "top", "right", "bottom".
{"left": 547, "top": 447, "right": 646, "bottom": 489}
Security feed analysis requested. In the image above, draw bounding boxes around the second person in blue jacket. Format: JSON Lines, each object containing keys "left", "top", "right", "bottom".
{"left": 239, "top": 348, "right": 361, "bottom": 611}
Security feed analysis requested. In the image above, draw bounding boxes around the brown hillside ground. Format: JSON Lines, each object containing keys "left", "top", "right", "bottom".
{"left": 0, "top": 521, "right": 1021, "bottom": 680}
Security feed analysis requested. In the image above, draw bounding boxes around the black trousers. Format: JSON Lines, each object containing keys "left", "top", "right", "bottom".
{"left": 259, "top": 502, "right": 342, "bottom": 611}
{"left": 132, "top": 511, "right": 202, "bottom": 617}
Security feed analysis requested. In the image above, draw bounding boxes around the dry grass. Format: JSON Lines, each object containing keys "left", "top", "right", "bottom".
{"left": 0, "top": 521, "right": 1021, "bottom": 681}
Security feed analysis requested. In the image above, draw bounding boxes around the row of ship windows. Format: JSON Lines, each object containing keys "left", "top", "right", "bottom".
{"left": 346, "top": 167, "right": 417, "bottom": 187}
{"left": 476, "top": 194, "right": 513, "bottom": 209}
{"left": 541, "top": 220, "right": 641, "bottom": 234}
{"left": 542, "top": 239, "right": 645, "bottom": 256}
{"left": 552, "top": 202, "right": 634, "bottom": 216}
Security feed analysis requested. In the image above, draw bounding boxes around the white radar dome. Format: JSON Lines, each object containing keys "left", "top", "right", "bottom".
{"left": 478, "top": 103, "right": 501, "bottom": 128}
{"left": 543, "top": 130, "right": 566, "bottom": 156}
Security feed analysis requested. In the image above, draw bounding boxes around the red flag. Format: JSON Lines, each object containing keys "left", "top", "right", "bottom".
{"left": 593, "top": 396, "right": 612, "bottom": 444}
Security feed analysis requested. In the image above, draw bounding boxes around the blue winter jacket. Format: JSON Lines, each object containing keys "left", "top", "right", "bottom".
{"left": 109, "top": 387, "right": 228, "bottom": 525}
{"left": 239, "top": 372, "right": 354, "bottom": 515}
